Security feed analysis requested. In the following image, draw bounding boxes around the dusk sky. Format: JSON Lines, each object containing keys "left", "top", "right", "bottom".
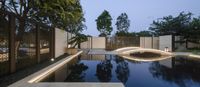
{"left": 80, "top": 0, "right": 200, "bottom": 36}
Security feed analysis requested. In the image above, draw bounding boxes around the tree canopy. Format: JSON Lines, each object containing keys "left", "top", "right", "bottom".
{"left": 149, "top": 12, "right": 200, "bottom": 43}
{"left": 149, "top": 12, "right": 192, "bottom": 36}
{"left": 1, "top": 0, "right": 84, "bottom": 31}
{"left": 0, "top": 0, "right": 86, "bottom": 58}
{"left": 115, "top": 13, "right": 130, "bottom": 35}
{"left": 96, "top": 10, "right": 113, "bottom": 37}
{"left": 137, "top": 31, "right": 152, "bottom": 37}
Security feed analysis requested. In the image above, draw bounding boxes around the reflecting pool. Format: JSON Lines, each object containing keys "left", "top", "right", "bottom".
{"left": 42, "top": 54, "right": 200, "bottom": 87}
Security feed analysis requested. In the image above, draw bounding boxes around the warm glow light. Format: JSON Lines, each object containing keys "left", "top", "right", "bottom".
{"left": 164, "top": 47, "right": 169, "bottom": 52}
{"left": 28, "top": 51, "right": 83, "bottom": 83}
{"left": 121, "top": 55, "right": 173, "bottom": 62}
{"left": 51, "top": 58, "right": 55, "bottom": 62}
{"left": 121, "top": 48, "right": 173, "bottom": 56}
{"left": 189, "top": 54, "right": 200, "bottom": 58}
{"left": 114, "top": 47, "right": 141, "bottom": 52}
{"left": 68, "top": 44, "right": 72, "bottom": 48}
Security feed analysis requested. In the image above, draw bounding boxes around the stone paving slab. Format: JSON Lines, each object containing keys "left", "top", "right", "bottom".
{"left": 26, "top": 83, "right": 124, "bottom": 87}
{"left": 88, "top": 49, "right": 116, "bottom": 55}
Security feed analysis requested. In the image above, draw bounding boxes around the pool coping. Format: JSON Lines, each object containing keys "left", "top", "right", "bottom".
{"left": 8, "top": 51, "right": 124, "bottom": 87}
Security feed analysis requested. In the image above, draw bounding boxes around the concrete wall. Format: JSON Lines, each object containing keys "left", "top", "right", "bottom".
{"left": 140, "top": 37, "right": 159, "bottom": 49}
{"left": 153, "top": 37, "right": 159, "bottom": 49}
{"left": 55, "top": 28, "right": 67, "bottom": 58}
{"left": 92, "top": 37, "right": 106, "bottom": 49}
{"left": 159, "top": 35, "right": 172, "bottom": 52}
{"left": 55, "top": 28, "right": 75, "bottom": 58}
{"left": 80, "top": 37, "right": 92, "bottom": 49}
{"left": 80, "top": 37, "right": 106, "bottom": 49}
{"left": 188, "top": 42, "right": 200, "bottom": 48}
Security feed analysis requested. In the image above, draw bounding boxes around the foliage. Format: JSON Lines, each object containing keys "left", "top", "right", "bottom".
{"left": 149, "top": 12, "right": 200, "bottom": 44}
{"left": 136, "top": 30, "right": 152, "bottom": 37}
{"left": 1, "top": 0, "right": 84, "bottom": 36}
{"left": 96, "top": 10, "right": 113, "bottom": 37}
{"left": 149, "top": 12, "right": 192, "bottom": 36}
{"left": 187, "top": 17, "right": 200, "bottom": 43}
{"left": 115, "top": 30, "right": 152, "bottom": 37}
{"left": 68, "top": 33, "right": 88, "bottom": 48}
{"left": 1, "top": 0, "right": 85, "bottom": 58}
{"left": 33, "top": 0, "right": 84, "bottom": 30}
{"left": 116, "top": 13, "right": 130, "bottom": 34}
{"left": 115, "top": 32, "right": 137, "bottom": 37}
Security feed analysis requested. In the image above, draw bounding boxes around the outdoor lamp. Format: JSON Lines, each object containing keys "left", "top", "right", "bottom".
{"left": 164, "top": 47, "right": 169, "bottom": 52}
{"left": 51, "top": 58, "right": 55, "bottom": 62}
{"left": 68, "top": 44, "right": 72, "bottom": 48}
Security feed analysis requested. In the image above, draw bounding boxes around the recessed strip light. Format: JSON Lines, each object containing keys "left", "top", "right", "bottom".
{"left": 189, "top": 54, "right": 200, "bottom": 58}
{"left": 28, "top": 51, "right": 83, "bottom": 83}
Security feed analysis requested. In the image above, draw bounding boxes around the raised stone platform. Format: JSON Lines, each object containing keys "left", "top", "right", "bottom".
{"left": 19, "top": 83, "right": 124, "bottom": 87}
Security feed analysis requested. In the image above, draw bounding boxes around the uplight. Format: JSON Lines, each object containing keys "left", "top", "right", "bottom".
{"left": 51, "top": 58, "right": 55, "bottom": 62}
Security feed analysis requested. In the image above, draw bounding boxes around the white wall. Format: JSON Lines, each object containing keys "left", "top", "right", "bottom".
{"left": 145, "top": 37, "right": 152, "bottom": 48}
{"left": 55, "top": 28, "right": 76, "bottom": 58}
{"left": 153, "top": 37, "right": 159, "bottom": 49}
{"left": 80, "top": 37, "right": 106, "bottom": 49}
{"left": 55, "top": 28, "right": 68, "bottom": 58}
{"left": 188, "top": 42, "right": 200, "bottom": 48}
{"left": 92, "top": 37, "right": 106, "bottom": 49}
{"left": 159, "top": 35, "right": 172, "bottom": 51}
{"left": 140, "top": 37, "right": 145, "bottom": 48}
{"left": 80, "top": 37, "right": 92, "bottom": 49}
{"left": 140, "top": 37, "right": 159, "bottom": 49}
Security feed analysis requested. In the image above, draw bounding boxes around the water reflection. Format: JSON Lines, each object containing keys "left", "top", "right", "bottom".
{"left": 95, "top": 57, "right": 113, "bottom": 82}
{"left": 149, "top": 56, "right": 200, "bottom": 87}
{"left": 115, "top": 56, "right": 130, "bottom": 84}
{"left": 42, "top": 54, "right": 200, "bottom": 87}
{"left": 65, "top": 59, "right": 88, "bottom": 82}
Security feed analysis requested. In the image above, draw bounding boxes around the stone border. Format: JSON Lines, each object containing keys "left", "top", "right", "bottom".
{"left": 9, "top": 51, "right": 83, "bottom": 87}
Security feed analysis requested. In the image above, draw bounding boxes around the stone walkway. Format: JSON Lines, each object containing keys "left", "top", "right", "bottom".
{"left": 88, "top": 49, "right": 117, "bottom": 55}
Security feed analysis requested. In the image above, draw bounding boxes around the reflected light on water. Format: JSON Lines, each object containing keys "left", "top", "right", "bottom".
{"left": 120, "top": 55, "right": 174, "bottom": 62}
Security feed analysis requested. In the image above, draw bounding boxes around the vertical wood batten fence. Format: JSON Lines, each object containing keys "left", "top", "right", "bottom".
{"left": 0, "top": 11, "right": 55, "bottom": 76}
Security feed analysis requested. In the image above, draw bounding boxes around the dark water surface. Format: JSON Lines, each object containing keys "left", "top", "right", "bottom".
{"left": 43, "top": 55, "right": 200, "bottom": 87}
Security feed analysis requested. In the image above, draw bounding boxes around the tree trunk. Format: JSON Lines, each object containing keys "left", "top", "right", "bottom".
{"left": 15, "top": 41, "right": 20, "bottom": 60}
{"left": 186, "top": 39, "right": 188, "bottom": 49}
{"left": 15, "top": 18, "right": 26, "bottom": 60}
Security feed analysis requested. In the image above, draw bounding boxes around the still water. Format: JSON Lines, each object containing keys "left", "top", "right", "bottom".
{"left": 42, "top": 54, "right": 200, "bottom": 87}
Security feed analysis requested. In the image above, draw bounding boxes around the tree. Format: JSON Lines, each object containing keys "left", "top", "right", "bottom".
{"left": 115, "top": 13, "right": 130, "bottom": 36}
{"left": 68, "top": 33, "right": 88, "bottom": 48}
{"left": 149, "top": 12, "right": 192, "bottom": 36}
{"left": 149, "top": 12, "right": 200, "bottom": 48}
{"left": 187, "top": 17, "right": 200, "bottom": 44}
{"left": 1, "top": 0, "right": 84, "bottom": 58}
{"left": 96, "top": 10, "right": 113, "bottom": 37}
